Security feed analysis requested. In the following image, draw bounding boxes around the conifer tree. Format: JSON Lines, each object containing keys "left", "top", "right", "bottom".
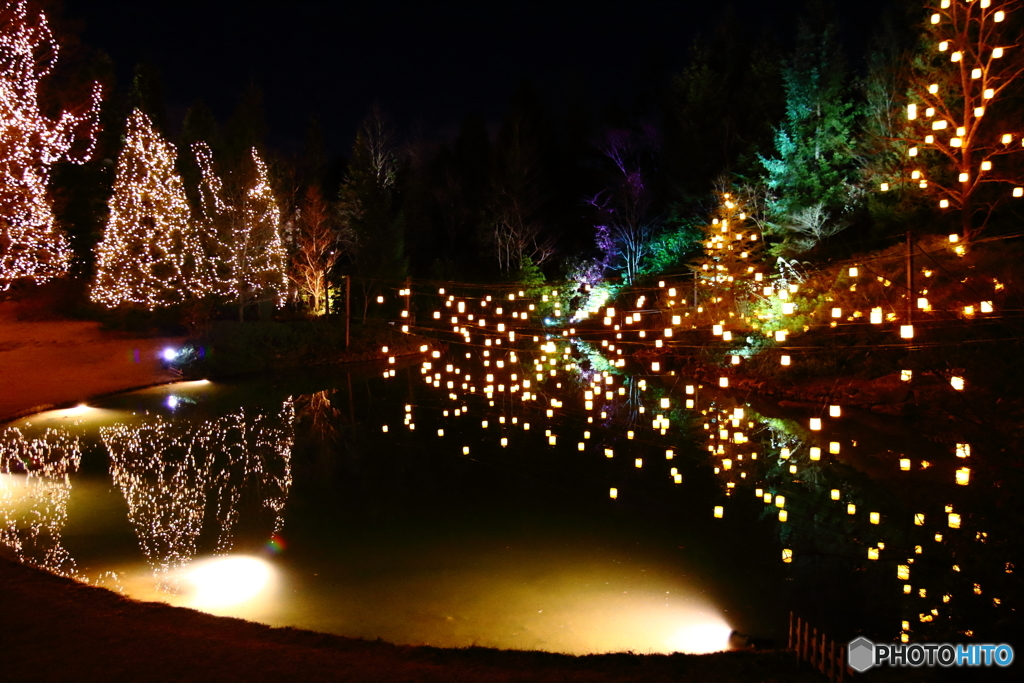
{"left": 339, "top": 105, "right": 406, "bottom": 318}
{"left": 191, "top": 141, "right": 233, "bottom": 296}
{"left": 0, "top": 0, "right": 100, "bottom": 288}
{"left": 760, "top": 18, "right": 860, "bottom": 249}
{"left": 691, "top": 183, "right": 766, "bottom": 326}
{"left": 91, "top": 109, "right": 209, "bottom": 309}
{"left": 232, "top": 148, "right": 287, "bottom": 314}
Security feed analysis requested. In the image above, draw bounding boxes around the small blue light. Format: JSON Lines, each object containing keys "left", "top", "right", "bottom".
{"left": 162, "top": 347, "right": 178, "bottom": 362}
{"left": 166, "top": 395, "right": 179, "bottom": 409}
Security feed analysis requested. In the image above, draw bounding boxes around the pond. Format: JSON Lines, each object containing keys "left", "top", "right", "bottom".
{"left": 1, "top": 333, "right": 1018, "bottom": 655}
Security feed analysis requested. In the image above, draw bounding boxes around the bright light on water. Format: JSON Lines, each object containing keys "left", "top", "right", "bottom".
{"left": 184, "top": 556, "right": 274, "bottom": 609}
{"left": 666, "top": 621, "right": 734, "bottom": 653}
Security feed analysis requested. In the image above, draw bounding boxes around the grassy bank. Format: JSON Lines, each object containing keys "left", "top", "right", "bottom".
{"left": 175, "top": 319, "right": 432, "bottom": 379}
{"left": 0, "top": 556, "right": 827, "bottom": 683}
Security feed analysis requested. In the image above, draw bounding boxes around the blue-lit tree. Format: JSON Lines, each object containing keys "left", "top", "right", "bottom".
{"left": 760, "top": 18, "right": 861, "bottom": 252}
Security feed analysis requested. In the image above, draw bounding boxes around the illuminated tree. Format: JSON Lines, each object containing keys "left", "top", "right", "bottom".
{"left": 760, "top": 19, "right": 860, "bottom": 249}
{"left": 191, "top": 140, "right": 288, "bottom": 316}
{"left": 691, "top": 183, "right": 767, "bottom": 324}
{"left": 291, "top": 185, "right": 348, "bottom": 315}
{"left": 232, "top": 148, "right": 287, "bottom": 316}
{"left": 0, "top": 0, "right": 100, "bottom": 289}
{"left": 883, "top": 0, "right": 1024, "bottom": 240}
{"left": 191, "top": 140, "right": 233, "bottom": 296}
{"left": 587, "top": 127, "right": 660, "bottom": 284}
{"left": 91, "top": 109, "right": 210, "bottom": 309}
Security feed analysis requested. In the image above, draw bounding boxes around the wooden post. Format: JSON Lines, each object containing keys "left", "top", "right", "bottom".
{"left": 819, "top": 632, "right": 827, "bottom": 674}
{"left": 799, "top": 619, "right": 807, "bottom": 662}
{"left": 404, "top": 276, "right": 412, "bottom": 327}
{"left": 906, "top": 228, "right": 914, "bottom": 326}
{"left": 788, "top": 612, "right": 794, "bottom": 651}
{"left": 345, "top": 275, "right": 351, "bottom": 349}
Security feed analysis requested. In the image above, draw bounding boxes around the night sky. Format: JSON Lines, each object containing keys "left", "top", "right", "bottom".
{"left": 60, "top": 0, "right": 895, "bottom": 154}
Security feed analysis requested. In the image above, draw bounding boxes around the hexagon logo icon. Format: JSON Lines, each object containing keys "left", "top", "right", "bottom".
{"left": 848, "top": 637, "right": 875, "bottom": 672}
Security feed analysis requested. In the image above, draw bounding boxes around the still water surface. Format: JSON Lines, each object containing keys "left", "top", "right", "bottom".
{"left": 1, "top": 337, "right": 1017, "bottom": 654}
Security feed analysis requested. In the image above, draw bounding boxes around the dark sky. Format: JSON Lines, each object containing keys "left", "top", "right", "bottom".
{"left": 59, "top": 0, "right": 895, "bottom": 155}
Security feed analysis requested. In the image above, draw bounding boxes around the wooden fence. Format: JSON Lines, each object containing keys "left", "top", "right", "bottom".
{"left": 788, "top": 612, "right": 849, "bottom": 682}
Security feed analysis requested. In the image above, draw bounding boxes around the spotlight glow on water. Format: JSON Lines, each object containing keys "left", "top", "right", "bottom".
{"left": 666, "top": 621, "right": 734, "bottom": 653}
{"left": 184, "top": 556, "right": 275, "bottom": 609}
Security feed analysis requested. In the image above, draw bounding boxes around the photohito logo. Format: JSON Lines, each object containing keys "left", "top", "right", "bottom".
{"left": 847, "top": 637, "right": 1014, "bottom": 672}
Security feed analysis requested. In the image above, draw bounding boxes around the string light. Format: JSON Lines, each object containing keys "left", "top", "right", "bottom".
{"left": 92, "top": 110, "right": 210, "bottom": 309}
{"left": 0, "top": 426, "right": 82, "bottom": 576}
{"left": 0, "top": 0, "right": 102, "bottom": 288}
{"left": 234, "top": 149, "right": 288, "bottom": 307}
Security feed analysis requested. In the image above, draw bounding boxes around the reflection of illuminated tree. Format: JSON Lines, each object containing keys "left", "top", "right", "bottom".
{"left": 207, "top": 400, "right": 295, "bottom": 551}
{"left": 103, "top": 420, "right": 212, "bottom": 574}
{"left": 101, "top": 399, "right": 294, "bottom": 576}
{"left": 295, "top": 390, "right": 342, "bottom": 445}
{"left": 0, "top": 427, "right": 81, "bottom": 576}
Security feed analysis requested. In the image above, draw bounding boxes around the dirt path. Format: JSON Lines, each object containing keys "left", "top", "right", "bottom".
{"left": 0, "top": 303, "right": 184, "bottom": 422}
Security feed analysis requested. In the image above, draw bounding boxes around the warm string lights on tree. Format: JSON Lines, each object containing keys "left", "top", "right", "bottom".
{"left": 101, "top": 400, "right": 294, "bottom": 576}
{"left": 0, "top": 0, "right": 101, "bottom": 289}
{"left": 233, "top": 149, "right": 287, "bottom": 310}
{"left": 886, "top": 0, "right": 1024, "bottom": 240}
{"left": 91, "top": 109, "right": 211, "bottom": 309}
{"left": 0, "top": 426, "right": 82, "bottom": 577}
{"left": 192, "top": 141, "right": 234, "bottom": 297}
{"left": 691, "top": 189, "right": 765, "bottom": 326}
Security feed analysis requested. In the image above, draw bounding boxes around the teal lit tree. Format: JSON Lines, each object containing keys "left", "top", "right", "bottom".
{"left": 760, "top": 17, "right": 861, "bottom": 252}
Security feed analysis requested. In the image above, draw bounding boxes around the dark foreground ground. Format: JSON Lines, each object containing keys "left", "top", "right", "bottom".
{"left": 0, "top": 557, "right": 828, "bottom": 683}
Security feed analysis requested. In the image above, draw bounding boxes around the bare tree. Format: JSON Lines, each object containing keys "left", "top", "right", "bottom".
{"left": 888, "top": 0, "right": 1024, "bottom": 240}
{"left": 785, "top": 202, "right": 848, "bottom": 251}
{"left": 587, "top": 127, "right": 660, "bottom": 284}
{"left": 486, "top": 118, "right": 556, "bottom": 275}
{"left": 290, "top": 185, "right": 350, "bottom": 315}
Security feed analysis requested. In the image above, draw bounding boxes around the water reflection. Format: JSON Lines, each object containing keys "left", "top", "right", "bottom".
{"left": 0, "top": 426, "right": 81, "bottom": 576}
{"left": 1, "top": 289, "right": 1019, "bottom": 653}
{"left": 399, "top": 285, "right": 1018, "bottom": 648}
{"left": 101, "top": 399, "right": 294, "bottom": 577}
